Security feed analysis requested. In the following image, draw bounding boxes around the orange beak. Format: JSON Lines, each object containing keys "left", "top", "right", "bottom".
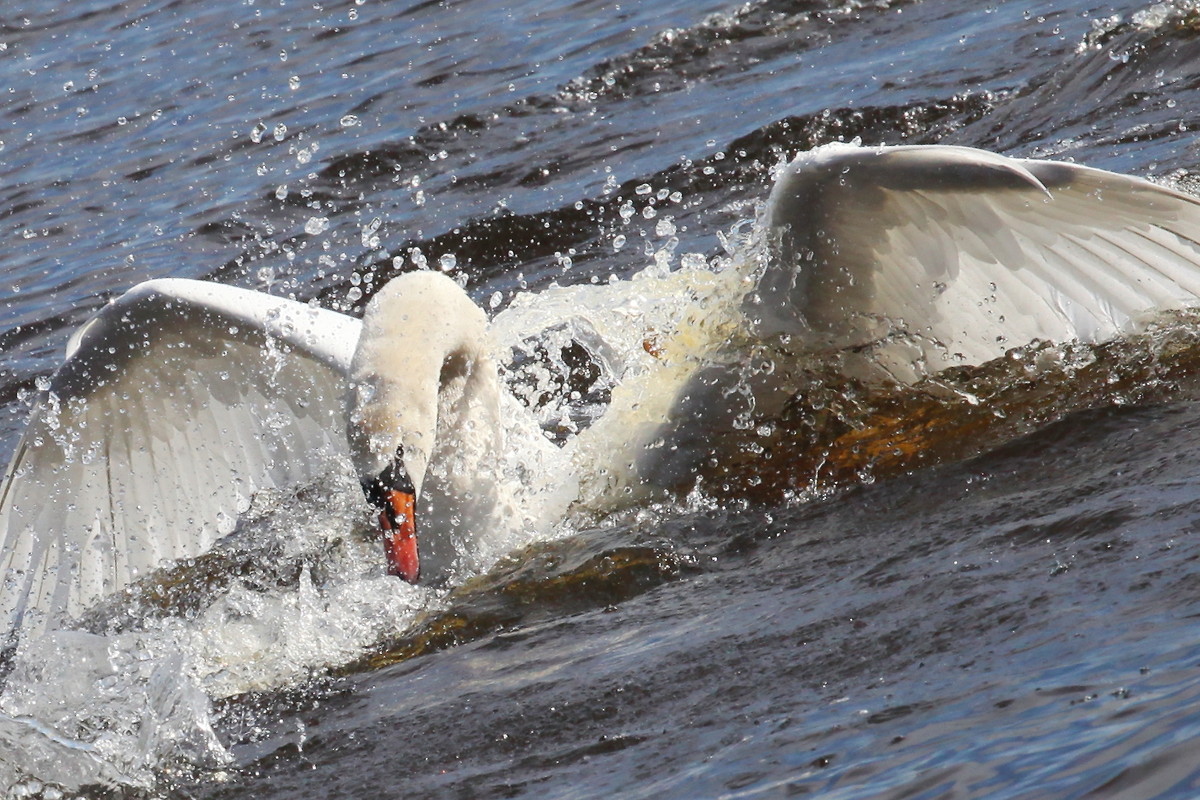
{"left": 379, "top": 489, "right": 420, "bottom": 583}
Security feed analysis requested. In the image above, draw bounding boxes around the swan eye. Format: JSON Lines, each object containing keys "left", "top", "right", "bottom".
{"left": 361, "top": 445, "right": 415, "bottom": 506}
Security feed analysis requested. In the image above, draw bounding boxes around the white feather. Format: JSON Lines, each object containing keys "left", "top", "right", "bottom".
{"left": 751, "top": 143, "right": 1200, "bottom": 380}
{"left": 0, "top": 281, "right": 360, "bottom": 639}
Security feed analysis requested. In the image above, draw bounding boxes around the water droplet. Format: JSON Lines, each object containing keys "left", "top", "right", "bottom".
{"left": 361, "top": 216, "right": 382, "bottom": 248}
{"left": 275, "top": 184, "right": 288, "bottom": 200}
{"left": 250, "top": 122, "right": 267, "bottom": 143}
{"left": 289, "top": 75, "right": 300, "bottom": 91}
{"left": 635, "top": 183, "right": 652, "bottom": 195}
{"left": 612, "top": 234, "right": 626, "bottom": 251}
{"left": 273, "top": 123, "right": 287, "bottom": 141}
{"left": 304, "top": 216, "right": 329, "bottom": 235}
{"left": 439, "top": 253, "right": 457, "bottom": 272}
{"left": 340, "top": 114, "right": 361, "bottom": 128}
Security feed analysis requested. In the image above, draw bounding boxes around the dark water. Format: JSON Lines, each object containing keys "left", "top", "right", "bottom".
{"left": 5, "top": 0, "right": 1200, "bottom": 797}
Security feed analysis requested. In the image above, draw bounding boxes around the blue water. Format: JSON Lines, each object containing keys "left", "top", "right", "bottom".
{"left": 5, "top": 0, "right": 1200, "bottom": 797}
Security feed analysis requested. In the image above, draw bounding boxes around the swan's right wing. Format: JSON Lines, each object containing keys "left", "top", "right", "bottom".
{"left": 752, "top": 143, "right": 1200, "bottom": 381}
{"left": 0, "top": 280, "right": 361, "bottom": 639}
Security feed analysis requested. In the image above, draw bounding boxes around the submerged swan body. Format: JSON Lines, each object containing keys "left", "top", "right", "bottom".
{"left": 5, "top": 143, "right": 1200, "bottom": 642}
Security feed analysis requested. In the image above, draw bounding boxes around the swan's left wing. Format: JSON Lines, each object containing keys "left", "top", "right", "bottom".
{"left": 0, "top": 279, "right": 361, "bottom": 640}
{"left": 752, "top": 143, "right": 1200, "bottom": 380}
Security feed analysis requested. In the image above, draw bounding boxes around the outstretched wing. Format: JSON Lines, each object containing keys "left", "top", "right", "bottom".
{"left": 0, "top": 279, "right": 361, "bottom": 639}
{"left": 752, "top": 143, "right": 1200, "bottom": 380}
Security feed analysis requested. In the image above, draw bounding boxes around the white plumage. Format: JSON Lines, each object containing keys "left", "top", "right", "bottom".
{"left": 5, "top": 143, "right": 1200, "bottom": 644}
{"left": 750, "top": 143, "right": 1200, "bottom": 381}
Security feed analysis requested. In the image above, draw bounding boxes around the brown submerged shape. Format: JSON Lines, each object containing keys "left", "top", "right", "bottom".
{"left": 708, "top": 314, "right": 1200, "bottom": 501}
{"left": 346, "top": 542, "right": 686, "bottom": 674}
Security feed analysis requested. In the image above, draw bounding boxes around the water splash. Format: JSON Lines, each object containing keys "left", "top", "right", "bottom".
{"left": 8, "top": 200, "right": 1200, "bottom": 796}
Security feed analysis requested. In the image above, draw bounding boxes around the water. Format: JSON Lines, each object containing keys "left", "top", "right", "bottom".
{"left": 4, "top": 0, "right": 1200, "bottom": 796}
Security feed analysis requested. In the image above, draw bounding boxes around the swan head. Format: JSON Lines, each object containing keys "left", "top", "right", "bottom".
{"left": 345, "top": 270, "right": 495, "bottom": 584}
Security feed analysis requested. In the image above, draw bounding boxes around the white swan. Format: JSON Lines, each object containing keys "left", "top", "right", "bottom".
{"left": 4, "top": 143, "right": 1200, "bottom": 643}
{"left": 0, "top": 271, "right": 544, "bottom": 642}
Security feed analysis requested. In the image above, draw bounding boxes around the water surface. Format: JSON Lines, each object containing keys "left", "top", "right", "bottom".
{"left": 4, "top": 0, "right": 1200, "bottom": 797}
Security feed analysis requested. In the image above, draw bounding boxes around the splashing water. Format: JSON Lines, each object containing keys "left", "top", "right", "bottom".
{"left": 8, "top": 193, "right": 1200, "bottom": 796}
{"left": 0, "top": 224, "right": 757, "bottom": 795}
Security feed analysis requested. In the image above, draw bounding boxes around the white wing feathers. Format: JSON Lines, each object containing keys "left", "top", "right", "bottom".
{"left": 0, "top": 280, "right": 361, "bottom": 639}
{"left": 752, "top": 143, "right": 1200, "bottom": 380}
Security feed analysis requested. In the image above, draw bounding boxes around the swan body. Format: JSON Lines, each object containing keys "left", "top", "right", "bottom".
{"left": 5, "top": 143, "right": 1200, "bottom": 642}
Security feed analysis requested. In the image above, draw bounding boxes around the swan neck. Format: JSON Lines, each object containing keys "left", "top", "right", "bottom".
{"left": 347, "top": 272, "right": 492, "bottom": 492}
